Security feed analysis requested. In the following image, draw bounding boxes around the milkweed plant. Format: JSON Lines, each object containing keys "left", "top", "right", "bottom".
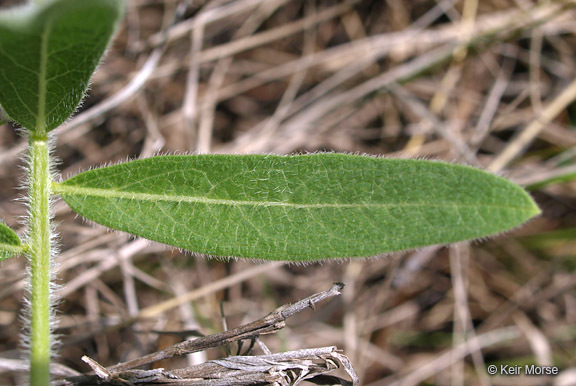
{"left": 0, "top": 1, "right": 540, "bottom": 385}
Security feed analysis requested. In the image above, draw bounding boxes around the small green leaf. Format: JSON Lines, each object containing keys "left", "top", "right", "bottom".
{"left": 0, "top": 0, "right": 124, "bottom": 133}
{"left": 0, "top": 221, "right": 24, "bottom": 261}
{"left": 54, "top": 154, "right": 541, "bottom": 261}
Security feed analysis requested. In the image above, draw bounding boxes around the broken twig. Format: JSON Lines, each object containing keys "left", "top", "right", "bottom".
{"left": 57, "top": 283, "right": 355, "bottom": 385}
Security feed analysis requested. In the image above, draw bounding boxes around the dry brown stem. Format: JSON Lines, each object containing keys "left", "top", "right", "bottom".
{"left": 56, "top": 284, "right": 357, "bottom": 385}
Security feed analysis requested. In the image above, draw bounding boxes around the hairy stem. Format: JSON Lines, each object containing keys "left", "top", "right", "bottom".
{"left": 27, "top": 134, "right": 52, "bottom": 386}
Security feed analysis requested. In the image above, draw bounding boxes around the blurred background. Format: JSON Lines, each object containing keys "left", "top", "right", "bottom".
{"left": 1, "top": 0, "right": 575, "bottom": 384}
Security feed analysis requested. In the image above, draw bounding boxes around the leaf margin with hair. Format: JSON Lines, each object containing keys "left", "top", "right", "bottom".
{"left": 0, "top": 220, "right": 24, "bottom": 261}
{"left": 0, "top": 0, "right": 124, "bottom": 133}
{"left": 53, "top": 154, "right": 541, "bottom": 261}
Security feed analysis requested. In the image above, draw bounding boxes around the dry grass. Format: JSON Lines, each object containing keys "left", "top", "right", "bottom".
{"left": 1, "top": 0, "right": 576, "bottom": 385}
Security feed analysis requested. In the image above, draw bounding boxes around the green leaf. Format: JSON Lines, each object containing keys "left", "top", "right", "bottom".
{"left": 0, "top": 0, "right": 124, "bottom": 133}
{"left": 0, "top": 221, "right": 24, "bottom": 261}
{"left": 53, "top": 154, "right": 541, "bottom": 261}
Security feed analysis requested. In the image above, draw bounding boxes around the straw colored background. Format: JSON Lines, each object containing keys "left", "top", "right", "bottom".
{"left": 1, "top": 0, "right": 575, "bottom": 384}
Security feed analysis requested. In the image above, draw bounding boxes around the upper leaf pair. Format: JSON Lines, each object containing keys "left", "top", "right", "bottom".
{"left": 0, "top": 0, "right": 541, "bottom": 262}
{"left": 0, "top": 0, "right": 124, "bottom": 133}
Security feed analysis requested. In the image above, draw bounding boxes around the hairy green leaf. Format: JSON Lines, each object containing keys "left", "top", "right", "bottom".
{"left": 0, "top": 0, "right": 124, "bottom": 133}
{"left": 54, "top": 154, "right": 541, "bottom": 261}
{"left": 0, "top": 221, "right": 24, "bottom": 261}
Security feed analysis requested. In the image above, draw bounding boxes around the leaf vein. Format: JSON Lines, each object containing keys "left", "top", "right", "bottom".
{"left": 54, "top": 184, "right": 531, "bottom": 210}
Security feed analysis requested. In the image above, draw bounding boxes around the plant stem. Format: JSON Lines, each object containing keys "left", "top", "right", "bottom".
{"left": 28, "top": 134, "right": 52, "bottom": 386}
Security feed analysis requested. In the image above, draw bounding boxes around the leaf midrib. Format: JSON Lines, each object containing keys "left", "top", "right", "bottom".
{"left": 53, "top": 183, "right": 531, "bottom": 211}
{"left": 36, "top": 11, "right": 52, "bottom": 134}
{"left": 0, "top": 242, "right": 24, "bottom": 254}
